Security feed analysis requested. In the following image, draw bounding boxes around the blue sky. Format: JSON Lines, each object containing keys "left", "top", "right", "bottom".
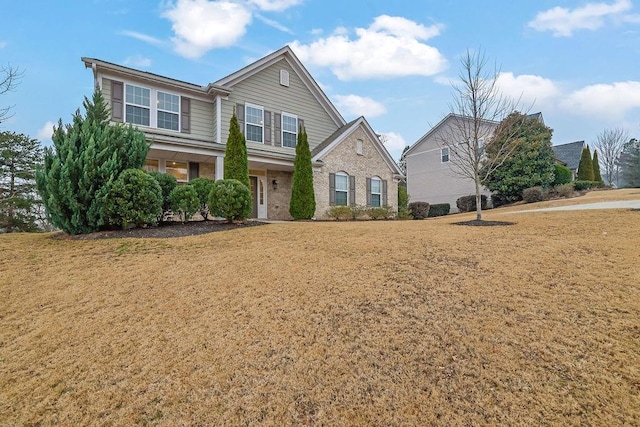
{"left": 2, "top": 0, "right": 640, "bottom": 161}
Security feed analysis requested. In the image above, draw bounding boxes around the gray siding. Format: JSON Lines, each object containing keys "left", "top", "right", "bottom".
{"left": 220, "top": 59, "right": 339, "bottom": 149}
{"left": 101, "top": 77, "right": 214, "bottom": 142}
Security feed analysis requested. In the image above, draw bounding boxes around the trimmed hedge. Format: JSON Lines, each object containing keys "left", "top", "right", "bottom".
{"left": 367, "top": 206, "right": 394, "bottom": 220}
{"left": 427, "top": 203, "right": 450, "bottom": 217}
{"left": 325, "top": 205, "right": 351, "bottom": 220}
{"left": 188, "top": 177, "right": 214, "bottom": 219}
{"left": 208, "top": 179, "right": 252, "bottom": 223}
{"left": 149, "top": 172, "right": 178, "bottom": 221}
{"left": 408, "top": 202, "right": 430, "bottom": 219}
{"left": 522, "top": 186, "right": 546, "bottom": 203}
{"left": 105, "top": 168, "right": 163, "bottom": 229}
{"left": 553, "top": 164, "right": 573, "bottom": 186}
{"left": 456, "top": 195, "right": 487, "bottom": 212}
{"left": 491, "top": 193, "right": 510, "bottom": 209}
{"left": 169, "top": 185, "right": 200, "bottom": 222}
{"left": 573, "top": 180, "right": 605, "bottom": 191}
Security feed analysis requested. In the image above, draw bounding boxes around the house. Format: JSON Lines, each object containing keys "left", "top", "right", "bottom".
{"left": 551, "top": 140, "right": 585, "bottom": 180}
{"left": 82, "top": 46, "right": 401, "bottom": 220}
{"left": 404, "top": 113, "right": 498, "bottom": 212}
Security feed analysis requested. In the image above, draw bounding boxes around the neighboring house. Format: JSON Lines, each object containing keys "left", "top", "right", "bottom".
{"left": 405, "top": 113, "right": 497, "bottom": 213}
{"left": 551, "top": 140, "right": 585, "bottom": 180}
{"left": 82, "top": 46, "right": 401, "bottom": 220}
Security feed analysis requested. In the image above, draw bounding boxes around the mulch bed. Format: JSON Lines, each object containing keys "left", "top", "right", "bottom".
{"left": 52, "top": 220, "right": 268, "bottom": 240}
{"left": 452, "top": 220, "right": 515, "bottom": 226}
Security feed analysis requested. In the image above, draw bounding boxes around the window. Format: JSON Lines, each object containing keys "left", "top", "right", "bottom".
{"left": 165, "top": 161, "right": 188, "bottom": 183}
{"left": 143, "top": 159, "right": 159, "bottom": 172}
{"left": 157, "top": 91, "right": 180, "bottom": 131}
{"left": 245, "top": 104, "right": 263, "bottom": 143}
{"left": 282, "top": 113, "right": 298, "bottom": 148}
{"left": 441, "top": 147, "right": 450, "bottom": 163}
{"left": 125, "top": 84, "right": 150, "bottom": 126}
{"left": 371, "top": 177, "right": 381, "bottom": 207}
{"left": 335, "top": 173, "right": 348, "bottom": 206}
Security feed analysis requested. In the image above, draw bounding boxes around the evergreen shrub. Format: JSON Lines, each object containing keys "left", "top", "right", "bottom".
{"left": 104, "top": 168, "right": 162, "bottom": 229}
{"left": 427, "top": 203, "right": 450, "bottom": 217}
{"left": 188, "top": 177, "right": 214, "bottom": 219}
{"left": 522, "top": 186, "right": 546, "bottom": 203}
{"left": 325, "top": 206, "right": 351, "bottom": 220}
{"left": 208, "top": 179, "right": 252, "bottom": 223}
{"left": 408, "top": 201, "right": 430, "bottom": 219}
{"left": 169, "top": 185, "right": 200, "bottom": 222}
{"left": 149, "top": 172, "right": 177, "bottom": 220}
{"left": 553, "top": 164, "right": 573, "bottom": 186}
{"left": 456, "top": 195, "right": 487, "bottom": 213}
{"left": 367, "top": 206, "right": 394, "bottom": 220}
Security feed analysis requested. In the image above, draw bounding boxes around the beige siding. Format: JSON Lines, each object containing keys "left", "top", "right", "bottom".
{"left": 220, "top": 59, "right": 339, "bottom": 150}
{"left": 100, "top": 77, "right": 214, "bottom": 142}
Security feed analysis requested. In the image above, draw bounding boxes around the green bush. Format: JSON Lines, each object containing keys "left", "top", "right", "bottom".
{"left": 490, "top": 193, "right": 510, "bottom": 209}
{"left": 573, "top": 180, "right": 598, "bottom": 191}
{"left": 397, "top": 185, "right": 410, "bottom": 219}
{"left": 149, "top": 172, "right": 177, "bottom": 221}
{"left": 553, "top": 164, "right": 573, "bottom": 186}
{"left": 188, "top": 177, "right": 214, "bottom": 219}
{"left": 104, "top": 168, "right": 162, "bottom": 229}
{"left": 522, "top": 186, "right": 546, "bottom": 203}
{"left": 456, "top": 195, "right": 487, "bottom": 212}
{"left": 367, "top": 205, "right": 394, "bottom": 220}
{"left": 169, "top": 185, "right": 200, "bottom": 222}
{"left": 325, "top": 206, "right": 351, "bottom": 220}
{"left": 289, "top": 126, "right": 316, "bottom": 220}
{"left": 349, "top": 205, "right": 366, "bottom": 220}
{"left": 555, "top": 183, "right": 575, "bottom": 198}
{"left": 427, "top": 203, "right": 450, "bottom": 217}
{"left": 408, "top": 201, "right": 430, "bottom": 219}
{"left": 208, "top": 179, "right": 252, "bottom": 223}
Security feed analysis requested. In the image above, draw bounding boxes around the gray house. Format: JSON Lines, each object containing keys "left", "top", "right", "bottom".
{"left": 82, "top": 46, "right": 401, "bottom": 220}
{"left": 552, "top": 140, "right": 585, "bottom": 179}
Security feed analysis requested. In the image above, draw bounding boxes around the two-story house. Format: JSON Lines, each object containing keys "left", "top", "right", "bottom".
{"left": 82, "top": 46, "right": 402, "bottom": 220}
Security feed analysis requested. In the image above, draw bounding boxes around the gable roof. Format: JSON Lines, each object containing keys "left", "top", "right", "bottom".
{"left": 311, "top": 116, "right": 402, "bottom": 175}
{"left": 214, "top": 45, "right": 345, "bottom": 128}
{"left": 552, "top": 140, "right": 585, "bottom": 170}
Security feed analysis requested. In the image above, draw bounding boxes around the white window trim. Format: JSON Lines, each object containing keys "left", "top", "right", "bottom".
{"left": 245, "top": 103, "right": 264, "bottom": 144}
{"left": 123, "top": 80, "right": 181, "bottom": 132}
{"left": 371, "top": 176, "right": 382, "bottom": 207}
{"left": 441, "top": 147, "right": 450, "bottom": 163}
{"left": 335, "top": 171, "right": 349, "bottom": 206}
{"left": 281, "top": 111, "right": 298, "bottom": 149}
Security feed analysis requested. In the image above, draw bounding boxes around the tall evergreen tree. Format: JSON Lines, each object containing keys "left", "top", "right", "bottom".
{"left": 483, "top": 112, "right": 556, "bottom": 201}
{"left": 289, "top": 125, "right": 315, "bottom": 219}
{"left": 619, "top": 138, "right": 640, "bottom": 187}
{"left": 224, "top": 111, "right": 250, "bottom": 189}
{"left": 0, "top": 131, "right": 43, "bottom": 232}
{"left": 36, "top": 88, "right": 149, "bottom": 234}
{"left": 592, "top": 149, "right": 603, "bottom": 182}
{"left": 577, "top": 146, "right": 595, "bottom": 181}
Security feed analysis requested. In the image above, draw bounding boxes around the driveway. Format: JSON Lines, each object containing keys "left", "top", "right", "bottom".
{"left": 516, "top": 200, "right": 640, "bottom": 213}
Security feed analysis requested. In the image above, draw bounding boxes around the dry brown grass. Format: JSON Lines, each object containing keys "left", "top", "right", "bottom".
{"left": 2, "top": 190, "right": 639, "bottom": 426}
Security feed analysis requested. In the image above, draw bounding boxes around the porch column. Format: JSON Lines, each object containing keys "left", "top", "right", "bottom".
{"left": 215, "top": 156, "right": 224, "bottom": 180}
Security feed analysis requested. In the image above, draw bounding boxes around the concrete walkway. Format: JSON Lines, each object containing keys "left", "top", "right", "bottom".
{"left": 515, "top": 200, "right": 640, "bottom": 213}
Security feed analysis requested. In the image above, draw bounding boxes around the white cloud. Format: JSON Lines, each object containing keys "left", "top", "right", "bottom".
{"left": 122, "top": 55, "right": 152, "bottom": 68}
{"left": 310, "top": 28, "right": 323, "bottom": 36}
{"left": 561, "top": 81, "right": 640, "bottom": 120}
{"left": 162, "top": 0, "right": 252, "bottom": 59}
{"left": 290, "top": 15, "right": 447, "bottom": 80}
{"left": 528, "top": 0, "right": 633, "bottom": 36}
{"left": 248, "top": 0, "right": 302, "bottom": 12}
{"left": 119, "top": 30, "right": 165, "bottom": 47}
{"left": 255, "top": 13, "right": 293, "bottom": 34}
{"left": 496, "top": 72, "right": 561, "bottom": 107}
{"left": 333, "top": 94, "right": 387, "bottom": 118}
{"left": 37, "top": 121, "right": 56, "bottom": 143}
{"left": 379, "top": 131, "right": 407, "bottom": 161}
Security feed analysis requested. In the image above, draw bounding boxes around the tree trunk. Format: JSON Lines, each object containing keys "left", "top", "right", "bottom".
{"left": 475, "top": 179, "right": 482, "bottom": 221}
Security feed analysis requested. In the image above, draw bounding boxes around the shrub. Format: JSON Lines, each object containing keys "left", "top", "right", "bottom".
{"left": 574, "top": 180, "right": 595, "bottom": 191}
{"left": 490, "top": 193, "right": 510, "bottom": 209}
{"left": 408, "top": 201, "right": 430, "bottom": 219}
{"left": 289, "top": 126, "right": 316, "bottom": 220}
{"left": 577, "top": 146, "right": 595, "bottom": 181}
{"left": 149, "top": 172, "right": 177, "bottom": 221}
{"left": 169, "top": 185, "right": 200, "bottom": 222}
{"left": 427, "top": 203, "right": 450, "bottom": 217}
{"left": 522, "top": 186, "right": 546, "bottom": 203}
{"left": 456, "top": 195, "right": 487, "bottom": 213}
{"left": 188, "top": 177, "right": 214, "bottom": 219}
{"left": 325, "top": 205, "right": 351, "bottom": 220}
{"left": 104, "top": 168, "right": 162, "bottom": 229}
{"left": 367, "top": 205, "right": 394, "bottom": 220}
{"left": 553, "top": 164, "right": 573, "bottom": 186}
{"left": 208, "top": 179, "right": 252, "bottom": 223}
{"left": 555, "top": 183, "right": 575, "bottom": 198}
{"left": 349, "top": 205, "right": 366, "bottom": 220}
{"left": 397, "top": 185, "right": 410, "bottom": 219}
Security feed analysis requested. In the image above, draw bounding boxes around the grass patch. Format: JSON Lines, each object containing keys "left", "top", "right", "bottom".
{"left": 1, "top": 190, "right": 639, "bottom": 425}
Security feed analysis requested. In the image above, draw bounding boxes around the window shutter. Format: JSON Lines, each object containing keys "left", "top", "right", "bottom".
{"left": 189, "top": 162, "right": 199, "bottom": 181}
{"left": 349, "top": 175, "right": 356, "bottom": 206}
{"left": 366, "top": 178, "right": 372, "bottom": 207}
{"left": 382, "top": 180, "right": 388, "bottom": 206}
{"left": 181, "top": 97, "right": 191, "bottom": 133}
{"left": 111, "top": 80, "right": 124, "bottom": 122}
{"left": 236, "top": 104, "right": 245, "bottom": 135}
{"left": 274, "top": 113, "right": 282, "bottom": 147}
{"left": 264, "top": 110, "right": 272, "bottom": 144}
{"left": 329, "top": 173, "right": 335, "bottom": 206}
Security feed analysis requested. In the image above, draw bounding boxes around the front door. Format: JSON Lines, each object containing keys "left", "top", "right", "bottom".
{"left": 249, "top": 176, "right": 258, "bottom": 218}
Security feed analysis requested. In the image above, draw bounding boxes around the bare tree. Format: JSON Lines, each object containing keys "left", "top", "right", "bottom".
{"left": 593, "top": 128, "right": 629, "bottom": 186}
{"left": 1, "top": 64, "right": 24, "bottom": 123}
{"left": 440, "top": 49, "right": 523, "bottom": 221}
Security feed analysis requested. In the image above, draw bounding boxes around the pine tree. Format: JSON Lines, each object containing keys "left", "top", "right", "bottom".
{"left": 289, "top": 125, "right": 316, "bottom": 219}
{"left": 36, "top": 88, "right": 149, "bottom": 234}
{"left": 0, "top": 131, "right": 43, "bottom": 232}
{"left": 577, "top": 146, "right": 595, "bottom": 181}
{"left": 224, "top": 111, "right": 250, "bottom": 189}
{"left": 592, "top": 149, "right": 603, "bottom": 182}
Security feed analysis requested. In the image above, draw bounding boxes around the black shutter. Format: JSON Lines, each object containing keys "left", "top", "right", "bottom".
{"left": 366, "top": 177, "right": 372, "bottom": 207}
{"left": 274, "top": 113, "right": 281, "bottom": 147}
{"left": 349, "top": 175, "right": 356, "bottom": 206}
{"left": 181, "top": 97, "right": 191, "bottom": 133}
{"left": 111, "top": 80, "right": 124, "bottom": 122}
{"left": 236, "top": 104, "right": 245, "bottom": 135}
{"left": 264, "top": 110, "right": 272, "bottom": 144}
{"left": 329, "top": 173, "right": 335, "bottom": 206}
